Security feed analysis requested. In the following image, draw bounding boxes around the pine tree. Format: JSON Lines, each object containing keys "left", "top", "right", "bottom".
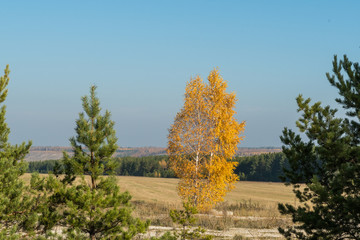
{"left": 279, "top": 55, "right": 360, "bottom": 239}
{"left": 51, "top": 86, "right": 149, "bottom": 239}
{"left": 0, "top": 64, "right": 33, "bottom": 238}
{"left": 168, "top": 69, "right": 245, "bottom": 210}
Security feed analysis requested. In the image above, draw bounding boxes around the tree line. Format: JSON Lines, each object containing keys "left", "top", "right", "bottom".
{"left": 233, "top": 153, "right": 289, "bottom": 182}
{"left": 28, "top": 156, "right": 176, "bottom": 178}
{"left": 28, "top": 152, "right": 289, "bottom": 182}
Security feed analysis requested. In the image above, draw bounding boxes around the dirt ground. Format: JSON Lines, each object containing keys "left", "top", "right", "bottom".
{"left": 145, "top": 226, "right": 284, "bottom": 239}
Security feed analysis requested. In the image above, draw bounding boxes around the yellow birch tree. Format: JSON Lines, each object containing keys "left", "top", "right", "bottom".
{"left": 168, "top": 69, "right": 245, "bottom": 210}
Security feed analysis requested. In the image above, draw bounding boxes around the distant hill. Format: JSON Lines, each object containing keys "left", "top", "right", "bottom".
{"left": 25, "top": 146, "right": 281, "bottom": 162}
{"left": 235, "top": 147, "right": 281, "bottom": 156}
{"left": 25, "top": 146, "right": 167, "bottom": 161}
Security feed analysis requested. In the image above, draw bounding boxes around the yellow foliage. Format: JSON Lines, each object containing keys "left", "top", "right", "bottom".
{"left": 168, "top": 69, "right": 245, "bottom": 210}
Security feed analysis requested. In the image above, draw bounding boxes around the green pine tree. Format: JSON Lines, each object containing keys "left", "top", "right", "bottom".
{"left": 279, "top": 55, "right": 360, "bottom": 239}
{"left": 0, "top": 64, "right": 33, "bottom": 239}
{"left": 56, "top": 85, "right": 149, "bottom": 239}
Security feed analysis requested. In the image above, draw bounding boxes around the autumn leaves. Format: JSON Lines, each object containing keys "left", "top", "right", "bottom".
{"left": 168, "top": 69, "right": 245, "bottom": 210}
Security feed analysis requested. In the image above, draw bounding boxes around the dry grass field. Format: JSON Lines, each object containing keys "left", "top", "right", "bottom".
{"left": 114, "top": 176, "right": 296, "bottom": 206}
{"left": 22, "top": 174, "right": 295, "bottom": 239}
{"left": 22, "top": 174, "right": 295, "bottom": 205}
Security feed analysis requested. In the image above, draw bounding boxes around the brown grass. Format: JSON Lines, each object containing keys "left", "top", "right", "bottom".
{"left": 113, "top": 176, "right": 295, "bottom": 232}
{"left": 22, "top": 174, "right": 295, "bottom": 235}
{"left": 110, "top": 176, "right": 296, "bottom": 205}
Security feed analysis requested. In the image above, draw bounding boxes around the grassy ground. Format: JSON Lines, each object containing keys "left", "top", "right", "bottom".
{"left": 23, "top": 174, "right": 295, "bottom": 239}
{"left": 114, "top": 176, "right": 294, "bottom": 239}
{"left": 114, "top": 176, "right": 296, "bottom": 210}
{"left": 115, "top": 176, "right": 294, "bottom": 225}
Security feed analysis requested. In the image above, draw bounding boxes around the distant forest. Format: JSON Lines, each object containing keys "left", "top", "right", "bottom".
{"left": 28, "top": 152, "right": 288, "bottom": 182}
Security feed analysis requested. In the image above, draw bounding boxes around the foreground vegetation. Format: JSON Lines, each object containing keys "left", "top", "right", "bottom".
{"left": 22, "top": 174, "right": 294, "bottom": 238}
{"left": 278, "top": 55, "right": 360, "bottom": 239}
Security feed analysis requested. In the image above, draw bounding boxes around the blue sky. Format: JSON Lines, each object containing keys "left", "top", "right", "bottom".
{"left": 0, "top": 1, "right": 359, "bottom": 147}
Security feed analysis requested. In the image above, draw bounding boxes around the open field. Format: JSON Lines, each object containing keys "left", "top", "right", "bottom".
{"left": 22, "top": 174, "right": 295, "bottom": 206}
{"left": 114, "top": 176, "right": 295, "bottom": 206}
{"left": 116, "top": 176, "right": 295, "bottom": 239}
{"left": 22, "top": 174, "right": 295, "bottom": 239}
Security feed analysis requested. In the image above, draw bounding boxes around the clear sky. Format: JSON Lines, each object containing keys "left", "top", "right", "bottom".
{"left": 0, "top": 1, "right": 359, "bottom": 147}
